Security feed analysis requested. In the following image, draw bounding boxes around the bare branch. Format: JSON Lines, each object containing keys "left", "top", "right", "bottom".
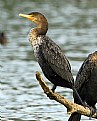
{"left": 36, "top": 71, "right": 97, "bottom": 119}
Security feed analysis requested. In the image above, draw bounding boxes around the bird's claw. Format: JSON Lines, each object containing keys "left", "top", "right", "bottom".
{"left": 89, "top": 107, "right": 97, "bottom": 119}
{"left": 47, "top": 93, "right": 54, "bottom": 100}
{"left": 83, "top": 102, "right": 97, "bottom": 119}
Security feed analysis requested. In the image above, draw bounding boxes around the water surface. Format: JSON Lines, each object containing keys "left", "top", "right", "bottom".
{"left": 0, "top": 0, "right": 97, "bottom": 120}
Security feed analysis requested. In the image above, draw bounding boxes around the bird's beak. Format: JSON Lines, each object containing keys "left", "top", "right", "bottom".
{"left": 19, "top": 13, "right": 34, "bottom": 21}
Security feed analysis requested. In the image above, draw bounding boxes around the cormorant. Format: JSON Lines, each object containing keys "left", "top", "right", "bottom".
{"left": 68, "top": 51, "right": 97, "bottom": 121}
{"left": 0, "top": 32, "right": 7, "bottom": 45}
{"left": 19, "top": 12, "right": 83, "bottom": 104}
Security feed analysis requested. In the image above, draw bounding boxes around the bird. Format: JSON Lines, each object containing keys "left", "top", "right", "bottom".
{"left": 68, "top": 51, "right": 97, "bottom": 121}
{"left": 19, "top": 12, "right": 83, "bottom": 104}
{"left": 0, "top": 32, "right": 7, "bottom": 45}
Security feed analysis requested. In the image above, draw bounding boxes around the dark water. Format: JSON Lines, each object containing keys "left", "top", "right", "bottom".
{"left": 0, "top": 0, "right": 97, "bottom": 120}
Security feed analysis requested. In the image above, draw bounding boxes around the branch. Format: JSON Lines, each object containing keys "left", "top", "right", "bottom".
{"left": 36, "top": 71, "right": 97, "bottom": 119}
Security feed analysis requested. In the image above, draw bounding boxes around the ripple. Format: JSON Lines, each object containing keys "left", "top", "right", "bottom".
{"left": 0, "top": 0, "right": 97, "bottom": 121}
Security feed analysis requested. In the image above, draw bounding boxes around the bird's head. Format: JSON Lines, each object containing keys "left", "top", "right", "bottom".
{"left": 19, "top": 12, "right": 48, "bottom": 27}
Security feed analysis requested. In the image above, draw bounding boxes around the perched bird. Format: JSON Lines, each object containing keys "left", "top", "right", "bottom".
{"left": 19, "top": 12, "right": 83, "bottom": 104}
{"left": 0, "top": 32, "right": 7, "bottom": 46}
{"left": 68, "top": 51, "right": 97, "bottom": 121}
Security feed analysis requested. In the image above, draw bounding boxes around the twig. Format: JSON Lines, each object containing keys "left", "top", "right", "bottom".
{"left": 36, "top": 71, "right": 97, "bottom": 119}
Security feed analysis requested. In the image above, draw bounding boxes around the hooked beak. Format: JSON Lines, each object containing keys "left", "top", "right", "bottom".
{"left": 19, "top": 13, "right": 34, "bottom": 21}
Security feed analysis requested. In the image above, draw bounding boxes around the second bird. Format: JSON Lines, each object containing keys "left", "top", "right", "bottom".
{"left": 19, "top": 12, "right": 83, "bottom": 103}
{"left": 68, "top": 51, "right": 97, "bottom": 121}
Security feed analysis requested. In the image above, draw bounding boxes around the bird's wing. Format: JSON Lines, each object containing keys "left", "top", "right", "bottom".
{"left": 41, "top": 36, "right": 73, "bottom": 82}
{"left": 75, "top": 52, "right": 97, "bottom": 90}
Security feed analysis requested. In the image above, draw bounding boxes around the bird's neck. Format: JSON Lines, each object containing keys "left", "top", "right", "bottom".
{"left": 31, "top": 23, "right": 48, "bottom": 39}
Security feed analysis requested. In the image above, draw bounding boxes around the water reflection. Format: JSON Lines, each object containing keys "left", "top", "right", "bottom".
{"left": 0, "top": 0, "right": 97, "bottom": 120}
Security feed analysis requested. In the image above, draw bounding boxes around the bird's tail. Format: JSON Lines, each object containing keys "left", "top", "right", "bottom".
{"left": 72, "top": 86, "right": 85, "bottom": 106}
{"left": 68, "top": 112, "right": 81, "bottom": 121}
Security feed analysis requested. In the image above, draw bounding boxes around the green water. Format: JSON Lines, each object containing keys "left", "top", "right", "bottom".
{"left": 0, "top": 0, "right": 97, "bottom": 120}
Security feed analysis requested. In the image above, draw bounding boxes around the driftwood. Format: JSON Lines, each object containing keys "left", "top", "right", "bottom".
{"left": 36, "top": 71, "right": 97, "bottom": 119}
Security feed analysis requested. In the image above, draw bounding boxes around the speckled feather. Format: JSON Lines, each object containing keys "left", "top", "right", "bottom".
{"left": 29, "top": 30, "right": 74, "bottom": 88}
{"left": 41, "top": 36, "right": 73, "bottom": 83}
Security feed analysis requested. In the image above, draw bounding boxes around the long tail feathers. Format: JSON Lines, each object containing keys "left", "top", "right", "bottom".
{"left": 68, "top": 112, "right": 81, "bottom": 121}
{"left": 72, "top": 86, "right": 85, "bottom": 106}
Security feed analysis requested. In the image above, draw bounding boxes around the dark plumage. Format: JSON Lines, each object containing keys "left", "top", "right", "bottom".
{"left": 19, "top": 12, "right": 83, "bottom": 104}
{"left": 0, "top": 32, "right": 7, "bottom": 45}
{"left": 68, "top": 51, "right": 97, "bottom": 121}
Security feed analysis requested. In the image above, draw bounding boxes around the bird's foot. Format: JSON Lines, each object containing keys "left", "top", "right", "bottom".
{"left": 88, "top": 107, "right": 97, "bottom": 119}
{"left": 84, "top": 104, "right": 97, "bottom": 119}
{"left": 46, "top": 85, "right": 56, "bottom": 100}
{"left": 47, "top": 91, "right": 55, "bottom": 100}
{"left": 47, "top": 94, "right": 54, "bottom": 100}
{"left": 51, "top": 85, "right": 56, "bottom": 93}
{"left": 82, "top": 102, "right": 97, "bottom": 119}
